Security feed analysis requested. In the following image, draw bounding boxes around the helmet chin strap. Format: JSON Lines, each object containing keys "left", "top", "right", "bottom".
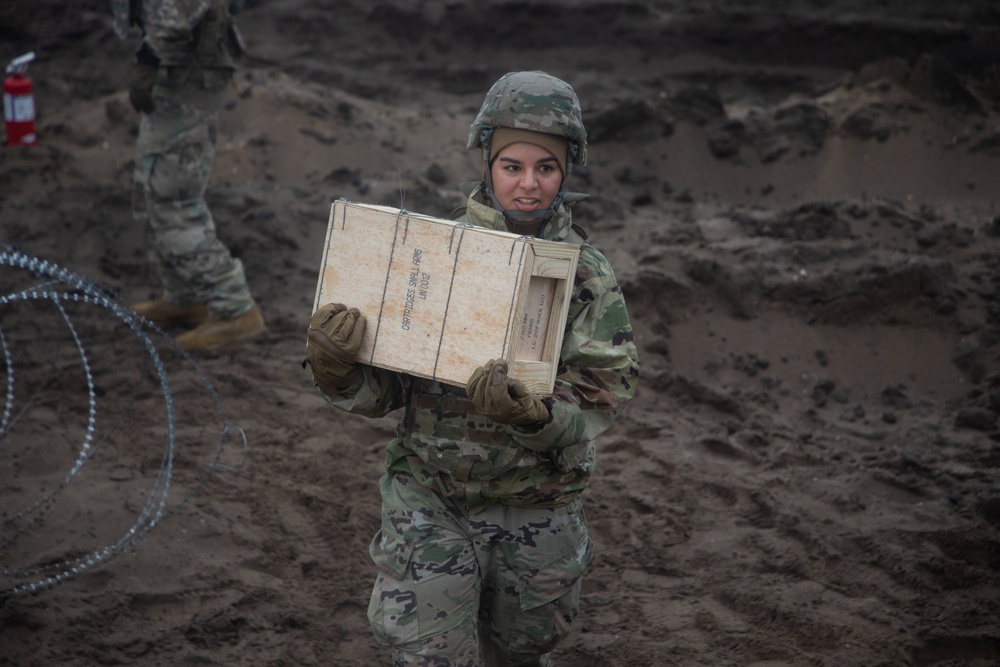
{"left": 480, "top": 128, "right": 574, "bottom": 237}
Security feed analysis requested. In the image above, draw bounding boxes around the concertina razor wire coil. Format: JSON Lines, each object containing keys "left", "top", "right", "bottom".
{"left": 0, "top": 247, "right": 247, "bottom": 598}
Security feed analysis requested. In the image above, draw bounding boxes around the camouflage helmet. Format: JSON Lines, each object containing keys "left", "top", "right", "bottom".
{"left": 468, "top": 71, "right": 588, "bottom": 166}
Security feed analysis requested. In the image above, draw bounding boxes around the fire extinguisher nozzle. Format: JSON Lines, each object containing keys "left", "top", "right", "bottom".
{"left": 6, "top": 52, "right": 36, "bottom": 76}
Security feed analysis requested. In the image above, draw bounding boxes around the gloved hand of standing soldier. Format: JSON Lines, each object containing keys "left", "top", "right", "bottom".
{"left": 128, "top": 43, "right": 159, "bottom": 114}
{"left": 305, "top": 303, "right": 366, "bottom": 394}
{"left": 467, "top": 359, "right": 551, "bottom": 426}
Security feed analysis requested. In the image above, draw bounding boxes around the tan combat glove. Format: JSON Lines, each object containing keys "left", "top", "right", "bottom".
{"left": 466, "top": 359, "right": 550, "bottom": 426}
{"left": 305, "top": 303, "right": 366, "bottom": 393}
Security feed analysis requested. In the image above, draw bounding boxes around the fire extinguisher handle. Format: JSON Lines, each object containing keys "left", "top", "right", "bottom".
{"left": 6, "top": 51, "right": 35, "bottom": 76}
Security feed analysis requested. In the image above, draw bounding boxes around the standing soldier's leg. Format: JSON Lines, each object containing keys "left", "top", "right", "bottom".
{"left": 131, "top": 117, "right": 208, "bottom": 327}
{"left": 133, "top": 68, "right": 263, "bottom": 346}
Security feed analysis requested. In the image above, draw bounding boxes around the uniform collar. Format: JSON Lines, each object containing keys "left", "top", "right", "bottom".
{"left": 460, "top": 182, "right": 585, "bottom": 243}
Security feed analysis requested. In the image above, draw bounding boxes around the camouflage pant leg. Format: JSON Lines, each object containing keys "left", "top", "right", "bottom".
{"left": 368, "top": 474, "right": 480, "bottom": 666}
{"left": 367, "top": 473, "right": 592, "bottom": 667}
{"left": 477, "top": 496, "right": 591, "bottom": 667}
{"left": 131, "top": 66, "right": 254, "bottom": 318}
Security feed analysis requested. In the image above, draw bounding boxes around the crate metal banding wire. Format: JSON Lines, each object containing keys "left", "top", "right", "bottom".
{"left": 0, "top": 247, "right": 247, "bottom": 597}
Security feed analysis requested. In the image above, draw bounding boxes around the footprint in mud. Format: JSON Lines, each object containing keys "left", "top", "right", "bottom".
{"left": 698, "top": 437, "right": 762, "bottom": 465}
{"left": 700, "top": 482, "right": 778, "bottom": 529}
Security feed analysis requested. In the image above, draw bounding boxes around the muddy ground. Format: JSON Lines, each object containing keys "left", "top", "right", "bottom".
{"left": 2, "top": 1, "right": 1000, "bottom": 665}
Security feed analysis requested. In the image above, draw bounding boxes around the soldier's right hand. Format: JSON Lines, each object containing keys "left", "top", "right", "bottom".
{"left": 305, "top": 303, "right": 367, "bottom": 393}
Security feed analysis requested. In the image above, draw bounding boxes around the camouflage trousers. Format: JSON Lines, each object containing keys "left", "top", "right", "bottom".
{"left": 368, "top": 473, "right": 592, "bottom": 667}
{"left": 131, "top": 66, "right": 254, "bottom": 319}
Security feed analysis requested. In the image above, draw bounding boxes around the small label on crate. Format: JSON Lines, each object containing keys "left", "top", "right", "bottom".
{"left": 516, "top": 276, "right": 556, "bottom": 362}
{"left": 402, "top": 248, "right": 432, "bottom": 330}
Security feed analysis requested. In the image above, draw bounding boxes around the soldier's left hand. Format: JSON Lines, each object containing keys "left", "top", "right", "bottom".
{"left": 129, "top": 62, "right": 157, "bottom": 113}
{"left": 467, "top": 359, "right": 550, "bottom": 426}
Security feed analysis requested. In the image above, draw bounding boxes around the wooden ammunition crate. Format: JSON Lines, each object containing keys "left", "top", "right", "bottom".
{"left": 313, "top": 200, "right": 580, "bottom": 394}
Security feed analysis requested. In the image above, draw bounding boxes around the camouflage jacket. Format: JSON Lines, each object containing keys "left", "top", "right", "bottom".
{"left": 321, "top": 184, "right": 639, "bottom": 513}
{"left": 112, "top": 0, "right": 242, "bottom": 68}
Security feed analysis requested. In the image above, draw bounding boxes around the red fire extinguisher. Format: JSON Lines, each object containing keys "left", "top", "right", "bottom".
{"left": 4, "top": 52, "right": 37, "bottom": 147}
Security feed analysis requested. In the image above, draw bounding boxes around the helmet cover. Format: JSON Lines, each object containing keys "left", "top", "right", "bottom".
{"left": 467, "top": 71, "right": 587, "bottom": 165}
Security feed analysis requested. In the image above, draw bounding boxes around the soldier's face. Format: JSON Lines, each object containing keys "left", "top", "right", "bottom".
{"left": 490, "top": 143, "right": 563, "bottom": 214}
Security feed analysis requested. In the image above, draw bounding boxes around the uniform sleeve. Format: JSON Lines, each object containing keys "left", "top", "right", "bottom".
{"left": 316, "top": 365, "right": 408, "bottom": 419}
{"left": 509, "top": 244, "right": 640, "bottom": 451}
{"left": 142, "top": 0, "right": 213, "bottom": 65}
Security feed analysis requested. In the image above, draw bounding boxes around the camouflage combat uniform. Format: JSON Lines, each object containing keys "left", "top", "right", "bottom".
{"left": 114, "top": 0, "right": 255, "bottom": 319}
{"left": 321, "top": 183, "right": 640, "bottom": 666}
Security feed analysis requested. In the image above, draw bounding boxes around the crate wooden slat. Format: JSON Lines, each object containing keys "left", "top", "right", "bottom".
{"left": 313, "top": 200, "right": 579, "bottom": 394}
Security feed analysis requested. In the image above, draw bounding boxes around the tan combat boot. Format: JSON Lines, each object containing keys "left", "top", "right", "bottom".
{"left": 133, "top": 299, "right": 209, "bottom": 328}
{"left": 175, "top": 305, "right": 266, "bottom": 350}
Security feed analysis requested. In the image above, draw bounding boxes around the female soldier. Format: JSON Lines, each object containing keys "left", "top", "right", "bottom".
{"left": 305, "top": 71, "right": 639, "bottom": 666}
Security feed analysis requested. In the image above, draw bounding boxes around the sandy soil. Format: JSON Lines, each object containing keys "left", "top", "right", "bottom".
{"left": 2, "top": 1, "right": 1000, "bottom": 665}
